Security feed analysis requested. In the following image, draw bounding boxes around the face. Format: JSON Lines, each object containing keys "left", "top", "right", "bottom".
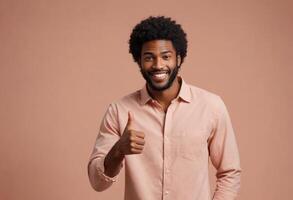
{"left": 139, "top": 40, "right": 181, "bottom": 91}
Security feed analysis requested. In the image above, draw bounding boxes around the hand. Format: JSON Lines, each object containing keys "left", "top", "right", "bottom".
{"left": 117, "top": 111, "right": 145, "bottom": 155}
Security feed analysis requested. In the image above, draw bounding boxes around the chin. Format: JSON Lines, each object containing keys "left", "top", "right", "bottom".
{"left": 149, "top": 81, "right": 173, "bottom": 91}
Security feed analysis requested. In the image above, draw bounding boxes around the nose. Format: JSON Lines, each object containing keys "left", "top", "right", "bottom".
{"left": 152, "top": 57, "right": 164, "bottom": 70}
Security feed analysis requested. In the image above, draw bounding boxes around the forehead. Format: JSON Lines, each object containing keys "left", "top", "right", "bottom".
{"left": 141, "top": 40, "right": 175, "bottom": 53}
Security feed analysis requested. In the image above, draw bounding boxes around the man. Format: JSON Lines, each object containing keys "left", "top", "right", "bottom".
{"left": 88, "top": 16, "right": 241, "bottom": 200}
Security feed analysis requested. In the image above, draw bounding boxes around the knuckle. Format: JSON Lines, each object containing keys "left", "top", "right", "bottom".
{"left": 130, "top": 147, "right": 136, "bottom": 152}
{"left": 130, "top": 131, "right": 136, "bottom": 137}
{"left": 140, "top": 133, "right": 145, "bottom": 138}
{"left": 129, "top": 136, "right": 134, "bottom": 141}
{"left": 130, "top": 142, "right": 135, "bottom": 148}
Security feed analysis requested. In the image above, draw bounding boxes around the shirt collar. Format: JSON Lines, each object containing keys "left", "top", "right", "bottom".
{"left": 139, "top": 76, "right": 192, "bottom": 105}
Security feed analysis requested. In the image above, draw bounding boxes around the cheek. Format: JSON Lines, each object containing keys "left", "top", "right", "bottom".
{"left": 170, "top": 58, "right": 177, "bottom": 66}
{"left": 171, "top": 60, "right": 178, "bottom": 68}
{"left": 141, "top": 62, "right": 153, "bottom": 70}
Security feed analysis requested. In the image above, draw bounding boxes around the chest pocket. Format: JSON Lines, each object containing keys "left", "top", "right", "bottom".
{"left": 173, "top": 129, "right": 208, "bottom": 161}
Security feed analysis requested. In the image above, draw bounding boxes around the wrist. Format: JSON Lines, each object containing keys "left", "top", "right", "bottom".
{"left": 104, "top": 142, "right": 124, "bottom": 178}
{"left": 113, "top": 141, "right": 125, "bottom": 160}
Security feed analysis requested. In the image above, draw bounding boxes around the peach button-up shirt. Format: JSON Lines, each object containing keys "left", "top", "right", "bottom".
{"left": 88, "top": 78, "right": 241, "bottom": 200}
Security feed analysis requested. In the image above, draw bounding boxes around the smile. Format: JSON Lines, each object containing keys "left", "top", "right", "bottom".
{"left": 150, "top": 71, "right": 169, "bottom": 82}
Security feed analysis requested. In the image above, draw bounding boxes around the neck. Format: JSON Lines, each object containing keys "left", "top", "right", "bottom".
{"left": 147, "top": 76, "right": 181, "bottom": 106}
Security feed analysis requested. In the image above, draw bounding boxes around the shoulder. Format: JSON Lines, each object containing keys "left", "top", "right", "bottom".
{"left": 188, "top": 84, "right": 226, "bottom": 113}
{"left": 189, "top": 84, "right": 221, "bottom": 104}
{"left": 109, "top": 89, "right": 141, "bottom": 109}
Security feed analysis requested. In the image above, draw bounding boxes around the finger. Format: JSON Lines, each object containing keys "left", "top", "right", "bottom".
{"left": 134, "top": 144, "right": 144, "bottom": 150}
{"left": 130, "top": 142, "right": 144, "bottom": 150}
{"left": 132, "top": 138, "right": 145, "bottom": 145}
{"left": 129, "top": 134, "right": 145, "bottom": 146}
{"left": 126, "top": 111, "right": 134, "bottom": 129}
{"left": 130, "top": 148, "right": 143, "bottom": 154}
{"left": 135, "top": 131, "right": 145, "bottom": 139}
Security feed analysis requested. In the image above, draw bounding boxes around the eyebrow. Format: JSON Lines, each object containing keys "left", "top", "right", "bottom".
{"left": 143, "top": 51, "right": 174, "bottom": 56}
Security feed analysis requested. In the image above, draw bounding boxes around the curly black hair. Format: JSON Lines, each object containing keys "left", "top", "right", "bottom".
{"left": 129, "top": 16, "right": 188, "bottom": 64}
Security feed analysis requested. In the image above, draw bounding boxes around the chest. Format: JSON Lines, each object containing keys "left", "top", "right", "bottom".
{"left": 132, "top": 101, "right": 215, "bottom": 147}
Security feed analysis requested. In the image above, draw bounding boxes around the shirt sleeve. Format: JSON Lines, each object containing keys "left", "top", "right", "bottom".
{"left": 208, "top": 97, "right": 242, "bottom": 200}
{"left": 87, "top": 103, "right": 123, "bottom": 192}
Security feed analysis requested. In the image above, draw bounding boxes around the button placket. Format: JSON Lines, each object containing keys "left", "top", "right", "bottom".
{"left": 162, "top": 104, "right": 175, "bottom": 200}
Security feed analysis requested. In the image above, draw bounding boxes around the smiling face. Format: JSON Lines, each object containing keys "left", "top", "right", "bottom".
{"left": 139, "top": 40, "right": 181, "bottom": 91}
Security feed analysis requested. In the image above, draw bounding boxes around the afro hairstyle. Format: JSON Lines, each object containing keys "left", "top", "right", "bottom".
{"left": 129, "top": 16, "right": 188, "bottom": 65}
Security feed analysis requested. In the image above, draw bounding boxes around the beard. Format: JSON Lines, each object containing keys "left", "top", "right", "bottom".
{"left": 140, "top": 63, "right": 180, "bottom": 92}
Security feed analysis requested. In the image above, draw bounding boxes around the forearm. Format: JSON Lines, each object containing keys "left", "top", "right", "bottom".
{"left": 88, "top": 157, "right": 117, "bottom": 192}
{"left": 104, "top": 141, "right": 125, "bottom": 177}
{"left": 209, "top": 97, "right": 241, "bottom": 199}
{"left": 212, "top": 168, "right": 241, "bottom": 200}
{"left": 87, "top": 142, "right": 124, "bottom": 192}
{"left": 88, "top": 140, "right": 124, "bottom": 192}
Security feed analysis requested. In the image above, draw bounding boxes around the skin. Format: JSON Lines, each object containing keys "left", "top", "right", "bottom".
{"left": 104, "top": 111, "right": 145, "bottom": 177}
{"left": 139, "top": 40, "right": 181, "bottom": 111}
{"left": 104, "top": 40, "right": 182, "bottom": 177}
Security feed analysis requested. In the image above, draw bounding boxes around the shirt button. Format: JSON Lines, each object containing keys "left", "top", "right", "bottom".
{"left": 165, "top": 191, "right": 169, "bottom": 195}
{"left": 166, "top": 169, "right": 170, "bottom": 174}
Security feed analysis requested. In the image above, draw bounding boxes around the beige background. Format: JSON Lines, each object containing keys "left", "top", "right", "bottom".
{"left": 0, "top": 0, "right": 292, "bottom": 199}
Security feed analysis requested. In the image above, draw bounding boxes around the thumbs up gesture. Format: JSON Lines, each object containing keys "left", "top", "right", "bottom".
{"left": 117, "top": 111, "right": 145, "bottom": 155}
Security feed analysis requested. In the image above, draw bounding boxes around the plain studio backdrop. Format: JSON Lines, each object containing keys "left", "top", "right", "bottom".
{"left": 0, "top": 0, "right": 292, "bottom": 199}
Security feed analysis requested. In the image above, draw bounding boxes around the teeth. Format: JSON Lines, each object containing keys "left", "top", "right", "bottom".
{"left": 150, "top": 71, "right": 168, "bottom": 81}
{"left": 152, "top": 71, "right": 167, "bottom": 75}
{"left": 153, "top": 73, "right": 166, "bottom": 78}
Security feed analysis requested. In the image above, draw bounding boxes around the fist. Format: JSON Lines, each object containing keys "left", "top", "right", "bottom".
{"left": 117, "top": 111, "right": 145, "bottom": 155}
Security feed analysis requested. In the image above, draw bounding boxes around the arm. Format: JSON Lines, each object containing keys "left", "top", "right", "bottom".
{"left": 88, "top": 106, "right": 145, "bottom": 191}
{"left": 87, "top": 103, "right": 123, "bottom": 192}
{"left": 104, "top": 111, "right": 145, "bottom": 177}
{"left": 208, "top": 97, "right": 242, "bottom": 200}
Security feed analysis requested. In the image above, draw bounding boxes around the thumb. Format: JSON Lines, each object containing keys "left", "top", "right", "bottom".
{"left": 126, "top": 111, "right": 134, "bottom": 130}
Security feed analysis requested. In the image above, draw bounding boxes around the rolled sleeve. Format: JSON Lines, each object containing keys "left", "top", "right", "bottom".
{"left": 88, "top": 103, "right": 123, "bottom": 192}
{"left": 208, "top": 97, "right": 242, "bottom": 200}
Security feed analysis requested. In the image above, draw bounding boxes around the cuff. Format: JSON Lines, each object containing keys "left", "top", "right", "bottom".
{"left": 95, "top": 156, "right": 123, "bottom": 183}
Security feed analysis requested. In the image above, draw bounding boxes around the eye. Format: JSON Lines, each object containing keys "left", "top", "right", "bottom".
{"left": 162, "top": 55, "right": 171, "bottom": 60}
{"left": 144, "top": 56, "right": 153, "bottom": 62}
